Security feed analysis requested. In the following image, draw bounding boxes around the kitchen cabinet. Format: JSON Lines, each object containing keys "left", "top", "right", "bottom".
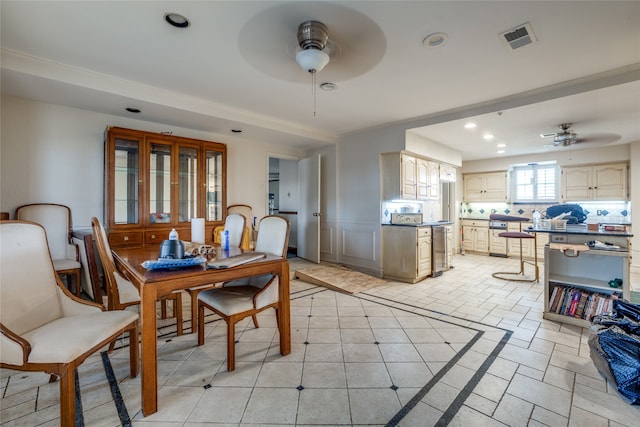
{"left": 381, "top": 152, "right": 439, "bottom": 201}
{"left": 382, "top": 225, "right": 432, "bottom": 283}
{"left": 489, "top": 229, "right": 508, "bottom": 256}
{"left": 104, "top": 127, "right": 226, "bottom": 247}
{"left": 561, "top": 162, "right": 628, "bottom": 201}
{"left": 440, "top": 164, "right": 457, "bottom": 182}
{"left": 463, "top": 171, "right": 507, "bottom": 202}
{"left": 461, "top": 219, "right": 488, "bottom": 253}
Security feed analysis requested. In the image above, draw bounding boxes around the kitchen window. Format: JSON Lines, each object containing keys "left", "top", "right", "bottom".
{"left": 510, "top": 162, "right": 559, "bottom": 203}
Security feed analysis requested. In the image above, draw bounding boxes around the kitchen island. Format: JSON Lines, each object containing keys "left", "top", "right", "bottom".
{"left": 530, "top": 225, "right": 633, "bottom": 328}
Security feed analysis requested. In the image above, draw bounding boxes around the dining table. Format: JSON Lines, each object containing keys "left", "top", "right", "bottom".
{"left": 111, "top": 244, "right": 291, "bottom": 417}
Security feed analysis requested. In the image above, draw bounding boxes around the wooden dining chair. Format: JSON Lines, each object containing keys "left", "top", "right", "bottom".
{"left": 197, "top": 215, "right": 290, "bottom": 371}
{"left": 15, "top": 203, "right": 82, "bottom": 296}
{"left": 91, "top": 217, "right": 183, "bottom": 336}
{"left": 0, "top": 221, "right": 139, "bottom": 427}
{"left": 186, "top": 213, "right": 247, "bottom": 332}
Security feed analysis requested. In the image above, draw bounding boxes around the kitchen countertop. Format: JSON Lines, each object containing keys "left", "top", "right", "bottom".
{"left": 382, "top": 221, "right": 453, "bottom": 227}
{"left": 527, "top": 225, "right": 633, "bottom": 237}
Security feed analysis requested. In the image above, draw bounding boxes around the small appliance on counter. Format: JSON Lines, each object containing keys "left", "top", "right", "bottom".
{"left": 390, "top": 213, "right": 423, "bottom": 225}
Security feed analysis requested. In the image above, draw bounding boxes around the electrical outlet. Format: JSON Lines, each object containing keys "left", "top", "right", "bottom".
{"left": 597, "top": 209, "right": 602, "bottom": 215}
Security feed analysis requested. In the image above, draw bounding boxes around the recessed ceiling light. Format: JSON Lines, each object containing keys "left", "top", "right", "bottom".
{"left": 497, "top": 143, "right": 507, "bottom": 148}
{"left": 483, "top": 134, "right": 494, "bottom": 141}
{"left": 320, "top": 82, "right": 337, "bottom": 91}
{"left": 164, "top": 13, "right": 190, "bottom": 28}
{"left": 125, "top": 107, "right": 141, "bottom": 113}
{"left": 497, "top": 150, "right": 506, "bottom": 154}
{"left": 422, "top": 32, "right": 449, "bottom": 48}
{"left": 464, "top": 122, "right": 477, "bottom": 129}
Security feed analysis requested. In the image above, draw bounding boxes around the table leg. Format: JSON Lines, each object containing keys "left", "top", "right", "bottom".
{"left": 278, "top": 261, "right": 291, "bottom": 356}
{"left": 140, "top": 285, "right": 158, "bottom": 416}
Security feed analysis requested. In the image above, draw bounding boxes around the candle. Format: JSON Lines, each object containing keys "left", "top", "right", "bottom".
{"left": 191, "top": 218, "right": 205, "bottom": 243}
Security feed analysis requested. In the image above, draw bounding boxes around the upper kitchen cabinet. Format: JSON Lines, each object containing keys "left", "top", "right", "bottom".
{"left": 104, "top": 127, "right": 226, "bottom": 247}
{"left": 561, "top": 162, "right": 628, "bottom": 201}
{"left": 381, "top": 152, "right": 439, "bottom": 201}
{"left": 463, "top": 171, "right": 507, "bottom": 202}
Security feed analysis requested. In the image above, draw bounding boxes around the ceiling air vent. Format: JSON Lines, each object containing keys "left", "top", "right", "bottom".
{"left": 500, "top": 22, "right": 537, "bottom": 51}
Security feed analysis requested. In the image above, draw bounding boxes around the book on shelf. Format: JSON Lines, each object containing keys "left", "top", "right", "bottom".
{"left": 548, "top": 282, "right": 621, "bottom": 321}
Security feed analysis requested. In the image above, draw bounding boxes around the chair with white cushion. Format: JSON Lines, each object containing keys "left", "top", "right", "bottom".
{"left": 186, "top": 213, "right": 247, "bottom": 332}
{"left": 15, "top": 203, "right": 82, "bottom": 296}
{"left": 0, "top": 221, "right": 139, "bottom": 427}
{"left": 197, "top": 215, "right": 290, "bottom": 371}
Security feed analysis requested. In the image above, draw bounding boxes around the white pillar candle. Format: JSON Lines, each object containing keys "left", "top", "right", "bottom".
{"left": 191, "top": 218, "right": 205, "bottom": 243}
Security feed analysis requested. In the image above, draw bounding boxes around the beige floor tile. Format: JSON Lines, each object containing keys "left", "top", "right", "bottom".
{"left": 572, "top": 383, "right": 640, "bottom": 426}
{"left": 297, "top": 388, "right": 351, "bottom": 425}
{"left": 241, "top": 388, "right": 299, "bottom": 424}
{"left": 448, "top": 404, "right": 507, "bottom": 427}
{"left": 463, "top": 392, "right": 498, "bottom": 417}
{"left": 348, "top": 388, "right": 402, "bottom": 425}
{"left": 507, "top": 373, "right": 572, "bottom": 416}
{"left": 493, "top": 393, "right": 534, "bottom": 427}
{"left": 187, "top": 386, "right": 252, "bottom": 423}
{"left": 531, "top": 405, "right": 568, "bottom": 427}
{"left": 301, "top": 362, "right": 347, "bottom": 388}
{"left": 255, "top": 362, "right": 303, "bottom": 387}
{"left": 342, "top": 343, "right": 383, "bottom": 363}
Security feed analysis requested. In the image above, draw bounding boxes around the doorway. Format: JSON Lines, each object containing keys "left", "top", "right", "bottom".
{"left": 268, "top": 156, "right": 299, "bottom": 255}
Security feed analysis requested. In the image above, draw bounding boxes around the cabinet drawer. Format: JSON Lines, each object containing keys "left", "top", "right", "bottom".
{"left": 461, "top": 219, "right": 489, "bottom": 228}
{"left": 417, "top": 227, "right": 431, "bottom": 238}
{"left": 108, "top": 231, "right": 143, "bottom": 247}
{"left": 145, "top": 231, "right": 165, "bottom": 244}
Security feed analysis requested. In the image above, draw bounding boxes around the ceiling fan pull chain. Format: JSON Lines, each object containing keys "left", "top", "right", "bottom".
{"left": 312, "top": 71, "right": 317, "bottom": 117}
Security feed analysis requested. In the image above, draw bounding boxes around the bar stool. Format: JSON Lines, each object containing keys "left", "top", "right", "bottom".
{"left": 490, "top": 213, "right": 539, "bottom": 282}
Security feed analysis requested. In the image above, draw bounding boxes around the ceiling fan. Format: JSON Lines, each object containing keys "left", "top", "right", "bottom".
{"left": 540, "top": 123, "right": 580, "bottom": 147}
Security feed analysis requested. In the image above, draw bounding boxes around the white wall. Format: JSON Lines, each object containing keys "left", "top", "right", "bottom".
{"left": 0, "top": 95, "right": 305, "bottom": 230}
{"left": 630, "top": 141, "right": 640, "bottom": 283}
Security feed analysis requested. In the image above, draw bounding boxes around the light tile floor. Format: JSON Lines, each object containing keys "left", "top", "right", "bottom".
{"left": 1, "top": 254, "right": 639, "bottom": 426}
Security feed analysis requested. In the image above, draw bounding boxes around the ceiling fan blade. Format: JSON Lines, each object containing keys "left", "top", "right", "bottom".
{"left": 540, "top": 132, "right": 557, "bottom": 138}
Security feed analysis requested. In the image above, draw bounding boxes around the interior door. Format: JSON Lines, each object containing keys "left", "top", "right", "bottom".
{"left": 297, "top": 155, "right": 321, "bottom": 263}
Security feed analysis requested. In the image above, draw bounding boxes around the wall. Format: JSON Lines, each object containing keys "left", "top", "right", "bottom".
{"left": 0, "top": 95, "right": 305, "bottom": 231}
{"left": 331, "top": 123, "right": 464, "bottom": 276}
{"left": 630, "top": 141, "right": 640, "bottom": 284}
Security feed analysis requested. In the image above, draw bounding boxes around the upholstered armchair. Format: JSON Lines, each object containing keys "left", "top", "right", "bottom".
{"left": 0, "top": 221, "right": 139, "bottom": 427}
{"left": 15, "top": 203, "right": 82, "bottom": 295}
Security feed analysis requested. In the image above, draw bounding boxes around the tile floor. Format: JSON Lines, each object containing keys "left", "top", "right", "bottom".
{"left": 1, "top": 254, "right": 639, "bottom": 426}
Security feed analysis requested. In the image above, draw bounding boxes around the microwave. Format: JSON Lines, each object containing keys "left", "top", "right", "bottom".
{"left": 390, "top": 213, "right": 423, "bottom": 225}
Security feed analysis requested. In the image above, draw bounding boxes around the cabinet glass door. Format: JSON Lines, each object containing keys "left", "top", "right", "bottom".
{"left": 113, "top": 138, "right": 140, "bottom": 225}
{"left": 178, "top": 146, "right": 199, "bottom": 223}
{"left": 206, "top": 149, "right": 223, "bottom": 221}
{"left": 149, "top": 142, "right": 172, "bottom": 224}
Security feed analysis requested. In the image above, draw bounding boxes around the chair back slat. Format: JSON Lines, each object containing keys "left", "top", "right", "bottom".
{"left": 15, "top": 204, "right": 71, "bottom": 260}
{"left": 0, "top": 222, "right": 62, "bottom": 335}
{"left": 91, "top": 217, "right": 122, "bottom": 309}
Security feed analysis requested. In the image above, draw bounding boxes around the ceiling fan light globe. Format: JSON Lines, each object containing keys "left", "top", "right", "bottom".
{"left": 296, "top": 49, "right": 330, "bottom": 73}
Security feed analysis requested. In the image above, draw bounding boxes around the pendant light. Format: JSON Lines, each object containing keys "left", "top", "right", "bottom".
{"left": 295, "top": 21, "right": 330, "bottom": 116}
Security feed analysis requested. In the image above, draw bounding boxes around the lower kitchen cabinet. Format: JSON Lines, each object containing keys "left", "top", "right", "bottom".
{"left": 382, "top": 225, "right": 431, "bottom": 283}
{"left": 461, "top": 220, "right": 488, "bottom": 253}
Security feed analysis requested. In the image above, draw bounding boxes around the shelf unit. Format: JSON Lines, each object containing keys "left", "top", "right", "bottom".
{"left": 543, "top": 245, "right": 630, "bottom": 328}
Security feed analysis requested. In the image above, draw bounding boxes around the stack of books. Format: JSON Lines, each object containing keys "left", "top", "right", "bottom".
{"left": 548, "top": 283, "right": 620, "bottom": 321}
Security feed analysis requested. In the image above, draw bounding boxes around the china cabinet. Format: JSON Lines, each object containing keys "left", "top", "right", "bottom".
{"left": 104, "top": 127, "right": 226, "bottom": 247}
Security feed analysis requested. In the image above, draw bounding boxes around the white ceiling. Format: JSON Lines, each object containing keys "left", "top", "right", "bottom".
{"left": 2, "top": 1, "right": 639, "bottom": 160}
